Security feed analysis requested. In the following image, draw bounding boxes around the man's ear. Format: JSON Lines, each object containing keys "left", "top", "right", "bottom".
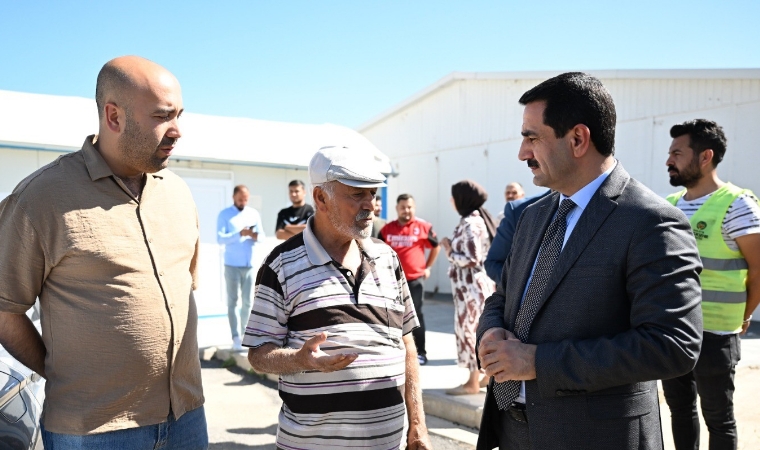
{"left": 104, "top": 102, "right": 124, "bottom": 133}
{"left": 313, "top": 186, "right": 328, "bottom": 211}
{"left": 569, "top": 124, "right": 591, "bottom": 158}
{"left": 700, "top": 149, "right": 715, "bottom": 169}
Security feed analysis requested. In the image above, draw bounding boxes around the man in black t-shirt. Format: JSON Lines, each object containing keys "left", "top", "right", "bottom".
{"left": 275, "top": 179, "right": 314, "bottom": 240}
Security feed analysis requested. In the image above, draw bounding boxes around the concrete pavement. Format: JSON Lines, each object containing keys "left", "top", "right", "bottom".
{"left": 418, "top": 296, "right": 760, "bottom": 449}
{"left": 204, "top": 295, "right": 760, "bottom": 449}
{"left": 201, "top": 358, "right": 476, "bottom": 449}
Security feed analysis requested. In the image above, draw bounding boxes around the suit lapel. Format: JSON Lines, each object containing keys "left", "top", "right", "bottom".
{"left": 535, "top": 164, "right": 631, "bottom": 317}
{"left": 507, "top": 192, "right": 560, "bottom": 328}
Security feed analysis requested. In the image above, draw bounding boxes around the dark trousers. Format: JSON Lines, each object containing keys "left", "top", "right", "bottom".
{"left": 496, "top": 404, "right": 532, "bottom": 450}
{"left": 407, "top": 277, "right": 426, "bottom": 356}
{"left": 662, "top": 332, "right": 740, "bottom": 450}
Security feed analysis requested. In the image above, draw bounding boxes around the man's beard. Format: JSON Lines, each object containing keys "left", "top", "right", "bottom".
{"left": 119, "top": 111, "right": 172, "bottom": 174}
{"left": 328, "top": 208, "right": 373, "bottom": 240}
{"left": 668, "top": 157, "right": 702, "bottom": 188}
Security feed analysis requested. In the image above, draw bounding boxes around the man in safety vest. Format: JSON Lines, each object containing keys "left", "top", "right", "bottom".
{"left": 663, "top": 119, "right": 760, "bottom": 450}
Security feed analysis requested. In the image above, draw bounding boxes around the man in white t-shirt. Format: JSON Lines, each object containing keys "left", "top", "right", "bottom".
{"left": 663, "top": 119, "right": 760, "bottom": 450}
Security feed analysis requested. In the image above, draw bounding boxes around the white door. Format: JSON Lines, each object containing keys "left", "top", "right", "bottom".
{"left": 181, "top": 175, "right": 234, "bottom": 348}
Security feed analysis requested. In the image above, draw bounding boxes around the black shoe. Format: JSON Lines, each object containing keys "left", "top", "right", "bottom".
{"left": 417, "top": 354, "right": 428, "bottom": 365}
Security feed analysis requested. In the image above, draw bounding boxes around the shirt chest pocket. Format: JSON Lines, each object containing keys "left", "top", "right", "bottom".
{"left": 359, "top": 265, "right": 405, "bottom": 336}
{"left": 376, "top": 278, "right": 405, "bottom": 332}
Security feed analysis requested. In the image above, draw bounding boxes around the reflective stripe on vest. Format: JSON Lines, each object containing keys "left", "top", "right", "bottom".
{"left": 666, "top": 183, "right": 756, "bottom": 333}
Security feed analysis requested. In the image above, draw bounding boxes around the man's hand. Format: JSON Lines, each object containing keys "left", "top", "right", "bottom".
{"left": 477, "top": 328, "right": 510, "bottom": 386}
{"left": 240, "top": 228, "right": 259, "bottom": 240}
{"left": 297, "top": 332, "right": 358, "bottom": 373}
{"left": 479, "top": 330, "right": 537, "bottom": 382}
{"left": 423, "top": 268, "right": 431, "bottom": 279}
{"left": 479, "top": 327, "right": 509, "bottom": 351}
{"left": 407, "top": 422, "right": 433, "bottom": 449}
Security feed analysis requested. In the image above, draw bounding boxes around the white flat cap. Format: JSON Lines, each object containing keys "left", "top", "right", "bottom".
{"left": 309, "top": 146, "right": 387, "bottom": 188}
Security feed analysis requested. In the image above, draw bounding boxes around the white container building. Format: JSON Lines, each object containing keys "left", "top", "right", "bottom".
{"left": 358, "top": 69, "right": 760, "bottom": 310}
{"left": 0, "top": 89, "right": 389, "bottom": 346}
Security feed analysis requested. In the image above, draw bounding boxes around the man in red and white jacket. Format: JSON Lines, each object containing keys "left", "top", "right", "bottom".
{"left": 379, "top": 193, "right": 440, "bottom": 365}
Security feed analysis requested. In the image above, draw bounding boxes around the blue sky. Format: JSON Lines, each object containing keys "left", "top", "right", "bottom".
{"left": 1, "top": 1, "right": 758, "bottom": 128}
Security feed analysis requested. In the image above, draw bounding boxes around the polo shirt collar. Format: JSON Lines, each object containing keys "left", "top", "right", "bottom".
{"left": 303, "top": 216, "right": 380, "bottom": 266}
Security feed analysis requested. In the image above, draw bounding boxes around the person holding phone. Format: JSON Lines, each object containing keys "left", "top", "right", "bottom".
{"left": 217, "top": 184, "right": 264, "bottom": 350}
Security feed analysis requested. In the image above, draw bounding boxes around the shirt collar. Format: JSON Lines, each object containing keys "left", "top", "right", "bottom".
{"left": 82, "top": 134, "right": 167, "bottom": 182}
{"left": 560, "top": 159, "right": 618, "bottom": 211}
{"left": 82, "top": 135, "right": 114, "bottom": 181}
{"left": 303, "top": 216, "right": 380, "bottom": 266}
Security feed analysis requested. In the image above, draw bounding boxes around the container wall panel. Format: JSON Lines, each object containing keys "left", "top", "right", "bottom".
{"left": 648, "top": 105, "right": 737, "bottom": 197}
{"left": 730, "top": 101, "right": 760, "bottom": 195}
{"left": 615, "top": 118, "right": 655, "bottom": 188}
{"left": 361, "top": 76, "right": 760, "bottom": 294}
{"left": 0, "top": 148, "right": 69, "bottom": 196}
{"left": 383, "top": 152, "right": 442, "bottom": 289}
{"left": 230, "top": 165, "right": 309, "bottom": 236}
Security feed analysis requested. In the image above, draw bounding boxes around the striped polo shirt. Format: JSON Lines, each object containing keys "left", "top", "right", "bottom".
{"left": 243, "top": 217, "right": 419, "bottom": 450}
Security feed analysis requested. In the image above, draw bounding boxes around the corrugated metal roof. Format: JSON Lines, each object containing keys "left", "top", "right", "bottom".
{"left": 0, "top": 90, "right": 389, "bottom": 171}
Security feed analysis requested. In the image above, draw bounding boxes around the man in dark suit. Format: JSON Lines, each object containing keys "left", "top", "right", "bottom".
{"left": 476, "top": 72, "right": 703, "bottom": 450}
{"left": 485, "top": 191, "right": 550, "bottom": 284}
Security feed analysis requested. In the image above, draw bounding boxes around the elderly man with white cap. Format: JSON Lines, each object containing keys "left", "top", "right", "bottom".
{"left": 245, "top": 146, "right": 432, "bottom": 450}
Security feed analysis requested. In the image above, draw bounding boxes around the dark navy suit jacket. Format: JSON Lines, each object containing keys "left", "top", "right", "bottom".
{"left": 476, "top": 164, "right": 703, "bottom": 450}
{"left": 484, "top": 191, "right": 550, "bottom": 284}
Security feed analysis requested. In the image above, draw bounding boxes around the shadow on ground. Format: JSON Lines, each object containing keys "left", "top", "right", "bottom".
{"left": 201, "top": 358, "right": 278, "bottom": 389}
{"left": 743, "top": 322, "right": 760, "bottom": 340}
{"left": 424, "top": 358, "right": 457, "bottom": 366}
{"left": 424, "top": 296, "right": 456, "bottom": 334}
{"left": 227, "top": 425, "right": 278, "bottom": 436}
{"left": 209, "top": 443, "right": 275, "bottom": 450}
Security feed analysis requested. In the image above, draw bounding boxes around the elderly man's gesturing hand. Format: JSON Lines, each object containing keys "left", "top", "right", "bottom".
{"left": 298, "top": 332, "right": 358, "bottom": 372}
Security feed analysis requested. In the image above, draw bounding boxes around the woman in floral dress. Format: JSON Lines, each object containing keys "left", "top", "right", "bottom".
{"left": 440, "top": 180, "right": 497, "bottom": 395}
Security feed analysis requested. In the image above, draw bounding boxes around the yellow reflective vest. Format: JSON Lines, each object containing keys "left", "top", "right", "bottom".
{"left": 667, "top": 183, "right": 757, "bottom": 332}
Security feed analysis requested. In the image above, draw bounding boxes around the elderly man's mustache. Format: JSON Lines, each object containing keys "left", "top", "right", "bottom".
{"left": 356, "top": 211, "right": 373, "bottom": 221}
{"left": 527, "top": 159, "right": 539, "bottom": 169}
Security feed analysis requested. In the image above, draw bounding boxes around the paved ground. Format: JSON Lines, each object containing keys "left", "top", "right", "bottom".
{"left": 202, "top": 359, "right": 280, "bottom": 449}
{"left": 204, "top": 295, "right": 760, "bottom": 449}
{"left": 421, "top": 296, "right": 760, "bottom": 450}
{"left": 660, "top": 323, "right": 760, "bottom": 450}
{"left": 202, "top": 358, "right": 476, "bottom": 449}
